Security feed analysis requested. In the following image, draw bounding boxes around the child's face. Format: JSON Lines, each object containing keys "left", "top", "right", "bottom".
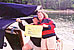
{"left": 33, "top": 18, "right": 39, "bottom": 24}
{"left": 37, "top": 12, "right": 44, "bottom": 20}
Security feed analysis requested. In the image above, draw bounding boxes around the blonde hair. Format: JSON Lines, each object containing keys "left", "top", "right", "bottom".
{"left": 42, "top": 12, "right": 48, "bottom": 18}
{"left": 37, "top": 11, "right": 48, "bottom": 18}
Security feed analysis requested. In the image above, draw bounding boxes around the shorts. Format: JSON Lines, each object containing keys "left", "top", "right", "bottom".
{"left": 28, "top": 40, "right": 41, "bottom": 50}
{"left": 30, "top": 37, "right": 41, "bottom": 47}
{"left": 41, "top": 36, "right": 56, "bottom": 50}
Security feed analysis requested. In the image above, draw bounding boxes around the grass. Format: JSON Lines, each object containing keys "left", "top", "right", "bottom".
{"left": 72, "top": 4, "right": 74, "bottom": 8}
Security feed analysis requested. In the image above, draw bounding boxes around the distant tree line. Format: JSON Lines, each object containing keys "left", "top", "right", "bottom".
{"left": 0, "top": 0, "right": 74, "bottom": 10}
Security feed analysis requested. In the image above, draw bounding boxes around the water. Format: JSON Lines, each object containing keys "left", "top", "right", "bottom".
{"left": 48, "top": 14, "right": 74, "bottom": 44}
{"left": 48, "top": 13, "right": 74, "bottom": 21}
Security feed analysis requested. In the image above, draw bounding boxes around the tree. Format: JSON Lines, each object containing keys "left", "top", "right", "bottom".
{"left": 13, "top": 0, "right": 22, "bottom": 3}
{"left": 0, "top": 0, "right": 3, "bottom": 2}
{"left": 13, "top": 0, "right": 17, "bottom": 3}
{"left": 18, "top": 0, "right": 22, "bottom": 3}
{"left": 2, "top": 0, "right": 7, "bottom": 2}
{"left": 40, "top": 0, "right": 44, "bottom": 8}
{"left": 45, "top": 0, "right": 49, "bottom": 8}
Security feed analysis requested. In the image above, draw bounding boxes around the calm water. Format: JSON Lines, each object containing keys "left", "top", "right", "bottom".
{"left": 48, "top": 13, "right": 74, "bottom": 21}
{"left": 48, "top": 14, "right": 74, "bottom": 44}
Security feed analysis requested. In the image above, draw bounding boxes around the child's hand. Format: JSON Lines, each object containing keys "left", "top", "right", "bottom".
{"left": 16, "top": 18, "right": 22, "bottom": 23}
{"left": 43, "top": 24, "right": 48, "bottom": 28}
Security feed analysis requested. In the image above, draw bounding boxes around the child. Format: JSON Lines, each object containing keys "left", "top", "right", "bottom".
{"left": 16, "top": 15, "right": 41, "bottom": 50}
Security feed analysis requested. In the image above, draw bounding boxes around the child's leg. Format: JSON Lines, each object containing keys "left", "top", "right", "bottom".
{"left": 28, "top": 40, "right": 41, "bottom": 50}
{"left": 22, "top": 43, "right": 32, "bottom": 50}
{"left": 47, "top": 36, "right": 56, "bottom": 50}
{"left": 41, "top": 38, "right": 47, "bottom": 50}
{"left": 33, "top": 46, "right": 41, "bottom": 50}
